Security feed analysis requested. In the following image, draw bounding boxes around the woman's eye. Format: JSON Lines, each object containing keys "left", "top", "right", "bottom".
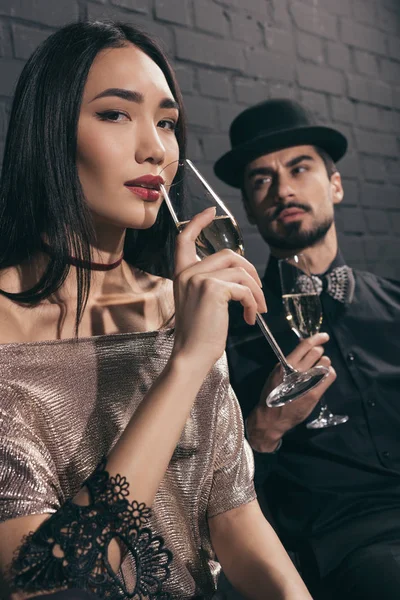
{"left": 158, "top": 119, "right": 176, "bottom": 131}
{"left": 96, "top": 110, "right": 130, "bottom": 122}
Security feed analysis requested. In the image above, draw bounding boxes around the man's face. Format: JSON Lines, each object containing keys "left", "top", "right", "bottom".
{"left": 242, "top": 145, "right": 343, "bottom": 251}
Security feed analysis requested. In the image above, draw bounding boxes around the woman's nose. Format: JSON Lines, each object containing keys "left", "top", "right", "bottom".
{"left": 135, "top": 124, "right": 165, "bottom": 166}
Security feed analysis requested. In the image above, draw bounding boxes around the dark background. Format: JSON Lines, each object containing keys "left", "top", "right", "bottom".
{"left": 0, "top": 0, "right": 399, "bottom": 276}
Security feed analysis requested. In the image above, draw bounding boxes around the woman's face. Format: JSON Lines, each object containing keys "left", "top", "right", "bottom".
{"left": 77, "top": 44, "right": 180, "bottom": 231}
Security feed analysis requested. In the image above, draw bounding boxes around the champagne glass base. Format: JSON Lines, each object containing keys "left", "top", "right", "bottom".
{"left": 266, "top": 366, "right": 329, "bottom": 408}
{"left": 306, "top": 413, "right": 349, "bottom": 429}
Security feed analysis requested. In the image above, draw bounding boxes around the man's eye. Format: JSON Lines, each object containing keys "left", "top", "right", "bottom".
{"left": 293, "top": 166, "right": 307, "bottom": 175}
{"left": 96, "top": 110, "right": 129, "bottom": 122}
{"left": 254, "top": 176, "right": 272, "bottom": 189}
{"left": 158, "top": 119, "right": 177, "bottom": 131}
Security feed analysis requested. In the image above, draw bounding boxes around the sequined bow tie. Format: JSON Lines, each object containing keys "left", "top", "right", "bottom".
{"left": 298, "top": 265, "right": 356, "bottom": 305}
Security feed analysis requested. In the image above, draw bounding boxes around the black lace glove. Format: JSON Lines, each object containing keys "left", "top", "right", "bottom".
{"left": 10, "top": 458, "right": 172, "bottom": 599}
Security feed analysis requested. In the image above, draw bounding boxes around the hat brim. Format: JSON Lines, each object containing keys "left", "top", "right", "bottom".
{"left": 214, "top": 126, "right": 348, "bottom": 188}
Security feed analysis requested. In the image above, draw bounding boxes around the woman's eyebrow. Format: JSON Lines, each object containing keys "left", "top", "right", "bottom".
{"left": 159, "top": 98, "right": 180, "bottom": 111}
{"left": 90, "top": 88, "right": 143, "bottom": 103}
{"left": 90, "top": 87, "right": 179, "bottom": 111}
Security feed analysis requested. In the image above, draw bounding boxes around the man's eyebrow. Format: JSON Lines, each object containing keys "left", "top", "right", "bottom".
{"left": 246, "top": 166, "right": 275, "bottom": 179}
{"left": 285, "top": 154, "right": 315, "bottom": 168}
{"left": 90, "top": 88, "right": 179, "bottom": 111}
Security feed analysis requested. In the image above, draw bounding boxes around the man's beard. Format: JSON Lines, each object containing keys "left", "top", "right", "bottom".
{"left": 262, "top": 215, "right": 333, "bottom": 251}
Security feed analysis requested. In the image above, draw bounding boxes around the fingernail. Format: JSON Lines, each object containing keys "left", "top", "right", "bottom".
{"left": 206, "top": 206, "right": 216, "bottom": 216}
{"left": 321, "top": 332, "right": 329, "bottom": 339}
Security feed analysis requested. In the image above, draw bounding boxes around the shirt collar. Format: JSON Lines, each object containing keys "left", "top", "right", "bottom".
{"left": 318, "top": 250, "right": 346, "bottom": 276}
{"left": 262, "top": 255, "right": 280, "bottom": 296}
{"left": 263, "top": 249, "right": 348, "bottom": 292}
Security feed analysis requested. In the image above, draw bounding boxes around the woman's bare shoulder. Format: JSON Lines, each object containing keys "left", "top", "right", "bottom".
{"left": 0, "top": 265, "right": 22, "bottom": 291}
{"left": 0, "top": 267, "right": 31, "bottom": 344}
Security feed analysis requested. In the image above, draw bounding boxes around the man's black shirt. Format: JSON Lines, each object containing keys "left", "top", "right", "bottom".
{"left": 227, "top": 253, "right": 400, "bottom": 576}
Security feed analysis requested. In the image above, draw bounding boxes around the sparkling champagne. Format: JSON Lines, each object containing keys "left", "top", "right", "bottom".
{"left": 282, "top": 292, "right": 323, "bottom": 338}
{"left": 177, "top": 215, "right": 244, "bottom": 258}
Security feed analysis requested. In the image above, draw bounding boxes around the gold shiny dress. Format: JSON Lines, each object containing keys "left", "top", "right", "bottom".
{"left": 0, "top": 329, "right": 255, "bottom": 598}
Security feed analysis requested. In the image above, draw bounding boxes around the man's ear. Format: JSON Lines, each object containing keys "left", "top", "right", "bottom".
{"left": 331, "top": 172, "right": 344, "bottom": 205}
{"left": 241, "top": 190, "right": 257, "bottom": 225}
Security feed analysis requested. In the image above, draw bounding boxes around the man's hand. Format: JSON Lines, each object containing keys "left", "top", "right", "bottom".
{"left": 246, "top": 333, "right": 337, "bottom": 452}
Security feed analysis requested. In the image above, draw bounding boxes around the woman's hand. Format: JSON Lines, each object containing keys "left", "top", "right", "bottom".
{"left": 171, "top": 208, "right": 267, "bottom": 371}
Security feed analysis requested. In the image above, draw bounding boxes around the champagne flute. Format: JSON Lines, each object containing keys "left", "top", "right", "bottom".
{"left": 159, "top": 159, "right": 329, "bottom": 407}
{"left": 279, "top": 254, "right": 349, "bottom": 428}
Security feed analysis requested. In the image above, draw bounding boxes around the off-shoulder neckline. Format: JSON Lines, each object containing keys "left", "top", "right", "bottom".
{"left": 0, "top": 327, "right": 175, "bottom": 350}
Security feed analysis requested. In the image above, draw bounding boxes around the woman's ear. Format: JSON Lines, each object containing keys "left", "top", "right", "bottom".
{"left": 331, "top": 172, "right": 344, "bottom": 205}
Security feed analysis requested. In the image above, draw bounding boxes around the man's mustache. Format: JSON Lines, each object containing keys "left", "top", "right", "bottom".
{"left": 271, "top": 202, "right": 312, "bottom": 221}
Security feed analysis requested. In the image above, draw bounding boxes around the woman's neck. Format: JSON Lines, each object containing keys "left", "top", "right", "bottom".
{"left": 87, "top": 220, "right": 126, "bottom": 265}
{"left": 65, "top": 220, "right": 129, "bottom": 289}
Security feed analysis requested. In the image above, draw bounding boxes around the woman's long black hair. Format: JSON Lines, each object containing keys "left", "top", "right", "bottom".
{"left": 0, "top": 20, "right": 186, "bottom": 331}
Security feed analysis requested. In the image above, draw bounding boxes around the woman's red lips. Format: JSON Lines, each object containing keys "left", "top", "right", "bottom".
{"left": 124, "top": 175, "right": 164, "bottom": 189}
{"left": 124, "top": 175, "right": 165, "bottom": 202}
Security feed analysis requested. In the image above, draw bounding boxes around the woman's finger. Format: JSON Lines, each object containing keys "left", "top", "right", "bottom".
{"left": 177, "top": 247, "right": 263, "bottom": 295}
{"left": 199, "top": 248, "right": 262, "bottom": 287}
{"left": 174, "top": 207, "right": 216, "bottom": 276}
{"left": 188, "top": 267, "right": 267, "bottom": 315}
{"left": 217, "top": 280, "right": 258, "bottom": 325}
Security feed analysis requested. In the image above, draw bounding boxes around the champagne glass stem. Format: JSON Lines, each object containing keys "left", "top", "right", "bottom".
{"left": 256, "top": 314, "right": 297, "bottom": 375}
{"left": 160, "top": 184, "right": 179, "bottom": 226}
{"left": 306, "top": 395, "right": 349, "bottom": 429}
{"left": 317, "top": 400, "right": 332, "bottom": 419}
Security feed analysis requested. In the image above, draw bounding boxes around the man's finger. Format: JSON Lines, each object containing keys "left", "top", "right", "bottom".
{"left": 296, "top": 345, "right": 325, "bottom": 371}
{"left": 287, "top": 332, "right": 329, "bottom": 365}
{"left": 308, "top": 366, "right": 337, "bottom": 400}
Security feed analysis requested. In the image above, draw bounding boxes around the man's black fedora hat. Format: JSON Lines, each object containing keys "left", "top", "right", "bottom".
{"left": 214, "top": 98, "right": 348, "bottom": 188}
